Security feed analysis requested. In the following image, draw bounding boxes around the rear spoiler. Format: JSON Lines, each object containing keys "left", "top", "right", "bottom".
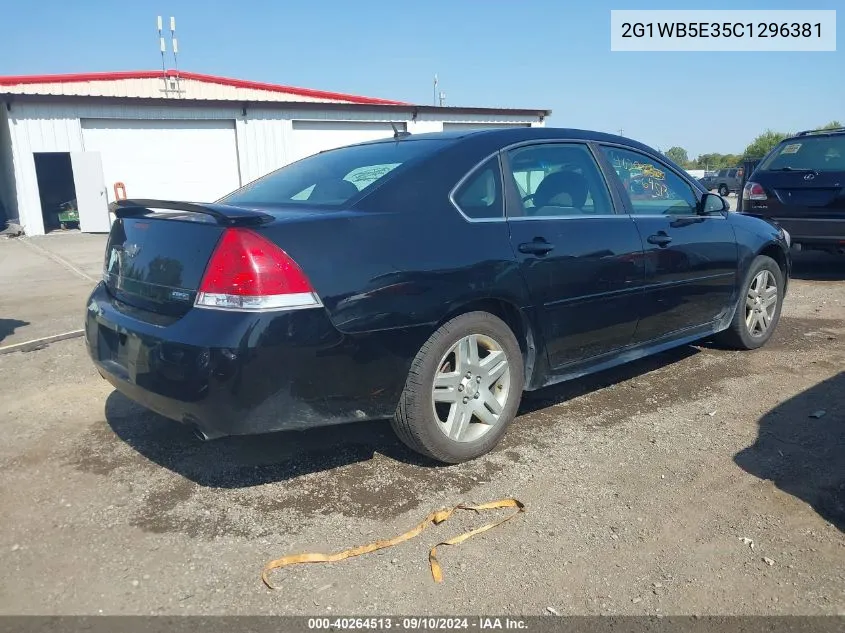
{"left": 113, "top": 199, "right": 274, "bottom": 227}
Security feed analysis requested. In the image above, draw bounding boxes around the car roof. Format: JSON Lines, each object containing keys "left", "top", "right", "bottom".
{"left": 359, "top": 127, "right": 661, "bottom": 156}
{"left": 784, "top": 128, "right": 845, "bottom": 142}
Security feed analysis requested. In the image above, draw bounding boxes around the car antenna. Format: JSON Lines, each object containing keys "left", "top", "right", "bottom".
{"left": 391, "top": 122, "right": 411, "bottom": 139}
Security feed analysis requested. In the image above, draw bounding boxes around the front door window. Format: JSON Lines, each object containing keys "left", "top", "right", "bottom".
{"left": 600, "top": 146, "right": 699, "bottom": 216}
{"left": 506, "top": 143, "right": 614, "bottom": 217}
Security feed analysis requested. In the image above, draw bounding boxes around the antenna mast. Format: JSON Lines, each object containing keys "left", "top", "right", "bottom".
{"left": 433, "top": 75, "right": 445, "bottom": 107}
{"left": 170, "top": 18, "right": 180, "bottom": 79}
{"left": 170, "top": 17, "right": 181, "bottom": 97}
{"left": 157, "top": 16, "right": 167, "bottom": 80}
{"left": 156, "top": 16, "right": 182, "bottom": 97}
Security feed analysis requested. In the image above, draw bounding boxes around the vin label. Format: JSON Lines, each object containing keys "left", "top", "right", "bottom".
{"left": 611, "top": 10, "right": 836, "bottom": 51}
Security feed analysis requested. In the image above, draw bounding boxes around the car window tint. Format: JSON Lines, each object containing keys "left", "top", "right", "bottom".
{"left": 453, "top": 157, "right": 504, "bottom": 220}
{"left": 220, "top": 139, "right": 447, "bottom": 207}
{"left": 505, "top": 143, "right": 613, "bottom": 217}
{"left": 600, "top": 146, "right": 698, "bottom": 216}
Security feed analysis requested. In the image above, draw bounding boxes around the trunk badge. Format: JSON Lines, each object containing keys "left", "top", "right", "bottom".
{"left": 803, "top": 173, "right": 815, "bottom": 180}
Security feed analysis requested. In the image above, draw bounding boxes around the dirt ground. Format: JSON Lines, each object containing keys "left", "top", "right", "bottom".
{"left": 0, "top": 234, "right": 843, "bottom": 616}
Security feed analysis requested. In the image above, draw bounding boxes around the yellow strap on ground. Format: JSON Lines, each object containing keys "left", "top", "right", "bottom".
{"left": 261, "top": 498, "right": 525, "bottom": 589}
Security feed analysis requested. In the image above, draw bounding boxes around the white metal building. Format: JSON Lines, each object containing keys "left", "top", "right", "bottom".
{"left": 0, "top": 70, "right": 550, "bottom": 236}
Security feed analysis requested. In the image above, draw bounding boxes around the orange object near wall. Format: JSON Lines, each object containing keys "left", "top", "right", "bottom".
{"left": 113, "top": 182, "right": 127, "bottom": 200}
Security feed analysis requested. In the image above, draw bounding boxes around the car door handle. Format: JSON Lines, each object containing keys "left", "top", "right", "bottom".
{"left": 518, "top": 240, "right": 555, "bottom": 255}
{"left": 647, "top": 233, "right": 672, "bottom": 247}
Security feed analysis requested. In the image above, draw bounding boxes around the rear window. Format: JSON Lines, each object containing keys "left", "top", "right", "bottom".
{"left": 758, "top": 135, "right": 845, "bottom": 172}
{"left": 220, "top": 139, "right": 447, "bottom": 207}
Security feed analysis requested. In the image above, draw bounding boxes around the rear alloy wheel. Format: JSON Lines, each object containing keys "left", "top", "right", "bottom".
{"left": 392, "top": 311, "right": 524, "bottom": 463}
{"left": 432, "top": 333, "right": 511, "bottom": 443}
{"left": 718, "top": 184, "right": 729, "bottom": 197}
{"left": 716, "top": 255, "right": 784, "bottom": 350}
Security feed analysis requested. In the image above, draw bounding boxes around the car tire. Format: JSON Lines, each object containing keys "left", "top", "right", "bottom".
{"left": 392, "top": 311, "right": 524, "bottom": 464}
{"left": 718, "top": 184, "right": 729, "bottom": 197}
{"left": 715, "top": 255, "right": 784, "bottom": 350}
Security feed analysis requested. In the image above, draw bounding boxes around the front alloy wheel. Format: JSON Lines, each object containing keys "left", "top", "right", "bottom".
{"left": 715, "top": 254, "right": 784, "bottom": 350}
{"left": 745, "top": 269, "right": 778, "bottom": 337}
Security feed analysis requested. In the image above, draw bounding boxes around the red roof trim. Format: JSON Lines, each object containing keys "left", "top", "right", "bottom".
{"left": 0, "top": 70, "right": 409, "bottom": 105}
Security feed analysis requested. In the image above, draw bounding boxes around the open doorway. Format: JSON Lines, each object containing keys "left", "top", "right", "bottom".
{"left": 34, "top": 152, "right": 78, "bottom": 232}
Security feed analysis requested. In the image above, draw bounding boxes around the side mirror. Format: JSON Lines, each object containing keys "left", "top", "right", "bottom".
{"left": 699, "top": 192, "right": 729, "bottom": 214}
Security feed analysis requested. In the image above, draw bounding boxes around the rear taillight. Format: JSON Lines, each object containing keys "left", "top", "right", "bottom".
{"left": 196, "top": 228, "right": 321, "bottom": 311}
{"left": 743, "top": 181, "right": 767, "bottom": 201}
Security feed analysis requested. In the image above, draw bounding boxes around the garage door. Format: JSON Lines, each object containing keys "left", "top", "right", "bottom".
{"left": 290, "top": 121, "right": 402, "bottom": 162}
{"left": 81, "top": 119, "right": 241, "bottom": 203}
{"left": 442, "top": 123, "right": 531, "bottom": 131}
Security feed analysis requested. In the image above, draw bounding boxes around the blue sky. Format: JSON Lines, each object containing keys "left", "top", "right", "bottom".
{"left": 2, "top": 0, "right": 841, "bottom": 157}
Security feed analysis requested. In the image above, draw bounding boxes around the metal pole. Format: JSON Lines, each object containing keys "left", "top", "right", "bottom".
{"left": 157, "top": 16, "right": 167, "bottom": 84}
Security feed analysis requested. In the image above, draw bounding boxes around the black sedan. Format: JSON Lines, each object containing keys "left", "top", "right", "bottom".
{"left": 85, "top": 127, "right": 791, "bottom": 464}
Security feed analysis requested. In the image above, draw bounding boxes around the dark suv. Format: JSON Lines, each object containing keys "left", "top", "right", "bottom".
{"left": 742, "top": 127, "right": 845, "bottom": 255}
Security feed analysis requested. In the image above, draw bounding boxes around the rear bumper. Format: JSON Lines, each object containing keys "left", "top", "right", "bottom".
{"left": 743, "top": 214, "right": 845, "bottom": 247}
{"left": 84, "top": 283, "right": 422, "bottom": 439}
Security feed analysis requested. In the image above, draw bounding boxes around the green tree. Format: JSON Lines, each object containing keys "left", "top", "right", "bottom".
{"left": 664, "top": 146, "right": 689, "bottom": 166}
{"left": 688, "top": 120, "right": 840, "bottom": 168}
{"left": 744, "top": 129, "right": 791, "bottom": 159}
{"left": 690, "top": 153, "right": 743, "bottom": 170}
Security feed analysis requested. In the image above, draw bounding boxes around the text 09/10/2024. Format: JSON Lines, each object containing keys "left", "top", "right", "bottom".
{"left": 307, "top": 618, "right": 528, "bottom": 630}
{"left": 610, "top": 9, "right": 836, "bottom": 51}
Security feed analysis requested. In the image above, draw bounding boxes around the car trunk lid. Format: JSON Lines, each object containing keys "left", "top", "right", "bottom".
{"left": 103, "top": 200, "right": 298, "bottom": 316}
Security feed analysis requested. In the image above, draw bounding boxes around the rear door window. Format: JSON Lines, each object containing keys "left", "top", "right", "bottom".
{"left": 452, "top": 157, "right": 504, "bottom": 220}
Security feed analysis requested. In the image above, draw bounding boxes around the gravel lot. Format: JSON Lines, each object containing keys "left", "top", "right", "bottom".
{"left": 0, "top": 234, "right": 843, "bottom": 616}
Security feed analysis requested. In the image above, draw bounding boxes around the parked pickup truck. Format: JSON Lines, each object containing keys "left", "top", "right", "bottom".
{"left": 701, "top": 168, "right": 744, "bottom": 196}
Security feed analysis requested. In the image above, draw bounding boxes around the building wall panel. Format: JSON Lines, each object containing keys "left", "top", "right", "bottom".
{"left": 0, "top": 107, "right": 16, "bottom": 221}
{"left": 236, "top": 115, "right": 291, "bottom": 185}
